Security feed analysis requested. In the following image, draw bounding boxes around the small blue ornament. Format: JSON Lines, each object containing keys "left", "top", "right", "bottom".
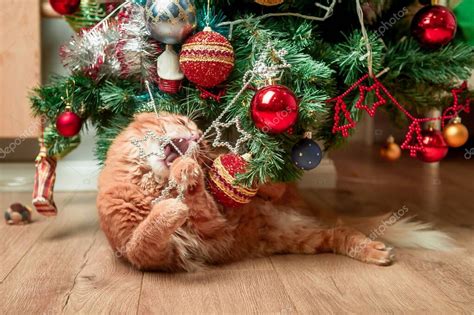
{"left": 291, "top": 138, "right": 323, "bottom": 170}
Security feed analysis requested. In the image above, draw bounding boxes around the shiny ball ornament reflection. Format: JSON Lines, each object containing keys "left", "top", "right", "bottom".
{"left": 443, "top": 117, "right": 469, "bottom": 148}
{"left": 411, "top": 5, "right": 457, "bottom": 49}
{"left": 56, "top": 111, "right": 82, "bottom": 137}
{"left": 145, "top": 0, "right": 196, "bottom": 44}
{"left": 417, "top": 129, "right": 449, "bottom": 163}
{"left": 250, "top": 85, "right": 299, "bottom": 134}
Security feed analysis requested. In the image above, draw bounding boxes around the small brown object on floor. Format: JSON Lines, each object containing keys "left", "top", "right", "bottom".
{"left": 4, "top": 203, "right": 32, "bottom": 225}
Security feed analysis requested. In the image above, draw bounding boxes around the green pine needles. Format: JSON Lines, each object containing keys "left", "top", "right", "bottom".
{"left": 31, "top": 0, "right": 474, "bottom": 186}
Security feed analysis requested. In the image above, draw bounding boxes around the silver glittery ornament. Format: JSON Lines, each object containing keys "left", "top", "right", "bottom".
{"left": 145, "top": 0, "right": 196, "bottom": 44}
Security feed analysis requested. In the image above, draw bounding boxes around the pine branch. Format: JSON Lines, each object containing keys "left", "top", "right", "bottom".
{"left": 44, "top": 124, "right": 81, "bottom": 157}
{"left": 384, "top": 39, "right": 474, "bottom": 85}
{"left": 326, "top": 30, "right": 385, "bottom": 85}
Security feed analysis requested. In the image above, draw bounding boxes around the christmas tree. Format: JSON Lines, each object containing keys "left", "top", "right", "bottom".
{"left": 31, "top": 0, "right": 473, "bottom": 191}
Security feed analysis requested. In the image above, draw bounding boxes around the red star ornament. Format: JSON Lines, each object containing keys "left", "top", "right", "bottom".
{"left": 355, "top": 82, "right": 386, "bottom": 117}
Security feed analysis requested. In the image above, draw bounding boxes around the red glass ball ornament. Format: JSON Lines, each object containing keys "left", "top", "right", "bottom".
{"left": 208, "top": 154, "right": 258, "bottom": 208}
{"left": 411, "top": 5, "right": 457, "bottom": 49}
{"left": 250, "top": 84, "right": 299, "bottom": 134}
{"left": 417, "top": 129, "right": 449, "bottom": 163}
{"left": 49, "top": 0, "right": 81, "bottom": 15}
{"left": 179, "top": 28, "right": 234, "bottom": 88}
{"left": 56, "top": 111, "right": 82, "bottom": 137}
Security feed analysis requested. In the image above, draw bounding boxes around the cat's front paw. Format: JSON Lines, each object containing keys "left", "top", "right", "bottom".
{"left": 151, "top": 198, "right": 189, "bottom": 223}
{"left": 170, "top": 157, "right": 203, "bottom": 192}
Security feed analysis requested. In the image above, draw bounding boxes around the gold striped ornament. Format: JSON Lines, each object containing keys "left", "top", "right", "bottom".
{"left": 179, "top": 27, "right": 234, "bottom": 88}
{"left": 208, "top": 154, "right": 258, "bottom": 208}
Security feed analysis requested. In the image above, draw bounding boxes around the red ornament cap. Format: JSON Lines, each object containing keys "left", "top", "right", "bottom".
{"left": 251, "top": 84, "right": 299, "bottom": 134}
{"left": 158, "top": 78, "right": 183, "bottom": 94}
{"left": 49, "top": 0, "right": 81, "bottom": 15}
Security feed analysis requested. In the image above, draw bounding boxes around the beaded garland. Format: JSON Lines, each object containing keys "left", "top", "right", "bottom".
{"left": 328, "top": 74, "right": 470, "bottom": 157}
{"left": 134, "top": 44, "right": 285, "bottom": 205}
{"left": 208, "top": 154, "right": 258, "bottom": 208}
{"left": 179, "top": 27, "right": 234, "bottom": 88}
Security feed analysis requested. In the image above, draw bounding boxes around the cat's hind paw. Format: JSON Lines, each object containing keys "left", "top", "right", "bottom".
{"left": 362, "top": 241, "right": 394, "bottom": 266}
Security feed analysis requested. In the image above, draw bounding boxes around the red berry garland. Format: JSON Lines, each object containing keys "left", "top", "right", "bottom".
{"left": 208, "top": 154, "right": 258, "bottom": 208}
{"left": 179, "top": 27, "right": 235, "bottom": 88}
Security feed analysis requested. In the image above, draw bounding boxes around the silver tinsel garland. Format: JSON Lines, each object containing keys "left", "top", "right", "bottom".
{"left": 117, "top": 5, "right": 160, "bottom": 79}
{"left": 60, "top": 4, "right": 159, "bottom": 81}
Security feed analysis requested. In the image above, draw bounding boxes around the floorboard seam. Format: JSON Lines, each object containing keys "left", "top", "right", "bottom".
{"left": 405, "top": 262, "right": 469, "bottom": 312}
{"left": 268, "top": 257, "right": 299, "bottom": 313}
{"left": 135, "top": 272, "right": 145, "bottom": 315}
{"left": 330, "top": 275, "right": 344, "bottom": 296}
{"left": 61, "top": 227, "right": 100, "bottom": 312}
{"left": 0, "top": 220, "right": 54, "bottom": 284}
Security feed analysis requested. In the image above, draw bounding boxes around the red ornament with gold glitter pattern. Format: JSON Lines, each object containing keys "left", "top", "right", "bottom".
{"left": 208, "top": 154, "right": 258, "bottom": 208}
{"left": 179, "top": 27, "right": 234, "bottom": 88}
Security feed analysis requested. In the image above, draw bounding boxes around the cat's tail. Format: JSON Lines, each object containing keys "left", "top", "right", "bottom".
{"left": 337, "top": 211, "right": 455, "bottom": 251}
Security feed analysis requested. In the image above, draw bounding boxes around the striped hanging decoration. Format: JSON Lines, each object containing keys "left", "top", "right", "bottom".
{"left": 32, "top": 129, "right": 58, "bottom": 217}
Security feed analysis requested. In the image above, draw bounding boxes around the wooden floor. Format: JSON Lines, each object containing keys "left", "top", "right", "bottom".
{"left": 0, "top": 146, "right": 473, "bottom": 314}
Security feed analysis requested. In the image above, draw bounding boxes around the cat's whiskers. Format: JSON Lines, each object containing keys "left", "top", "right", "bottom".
{"left": 187, "top": 110, "right": 201, "bottom": 122}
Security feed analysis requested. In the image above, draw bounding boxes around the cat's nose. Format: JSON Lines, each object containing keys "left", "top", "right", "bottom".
{"left": 190, "top": 133, "right": 200, "bottom": 141}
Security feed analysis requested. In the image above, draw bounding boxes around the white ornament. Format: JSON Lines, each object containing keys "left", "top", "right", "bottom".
{"left": 157, "top": 45, "right": 184, "bottom": 93}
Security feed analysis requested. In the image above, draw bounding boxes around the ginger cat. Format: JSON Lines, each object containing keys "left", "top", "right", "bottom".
{"left": 97, "top": 112, "right": 451, "bottom": 271}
